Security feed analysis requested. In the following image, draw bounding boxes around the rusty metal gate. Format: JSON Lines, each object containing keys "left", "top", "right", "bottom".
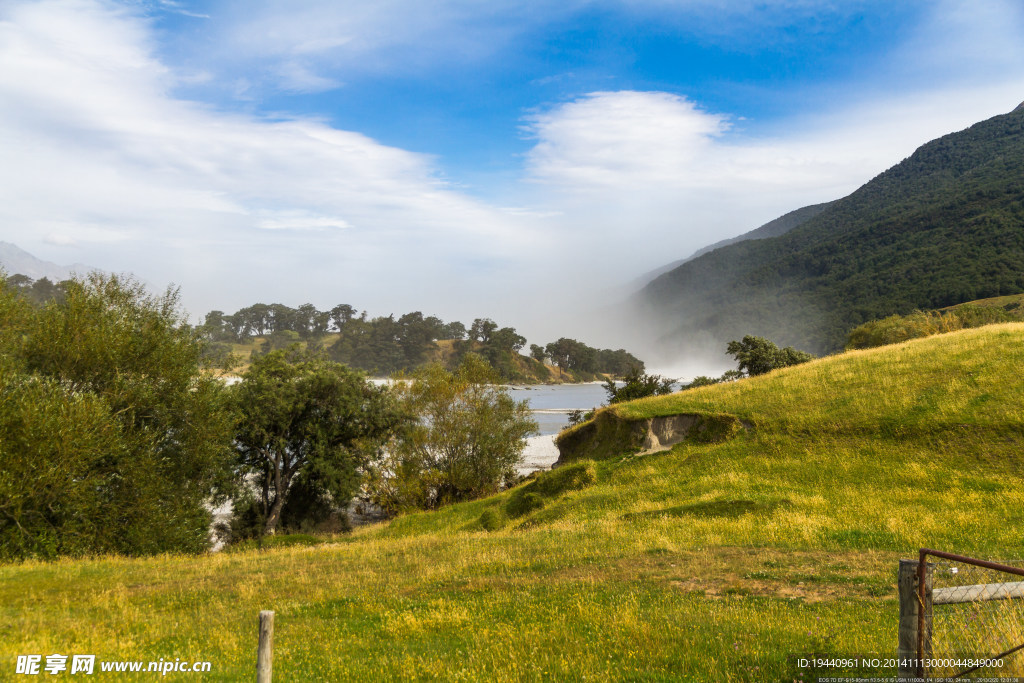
{"left": 902, "top": 548, "right": 1024, "bottom": 679}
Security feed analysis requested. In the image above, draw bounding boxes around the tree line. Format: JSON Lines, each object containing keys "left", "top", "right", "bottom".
{"left": 2, "top": 277, "right": 649, "bottom": 382}
{"left": 199, "top": 301, "right": 645, "bottom": 381}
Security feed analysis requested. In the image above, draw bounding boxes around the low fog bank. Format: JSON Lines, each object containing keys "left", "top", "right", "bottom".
{"left": 527, "top": 291, "right": 738, "bottom": 383}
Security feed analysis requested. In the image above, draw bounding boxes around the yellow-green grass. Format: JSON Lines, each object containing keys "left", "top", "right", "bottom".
{"left": 4, "top": 325, "right": 1024, "bottom": 680}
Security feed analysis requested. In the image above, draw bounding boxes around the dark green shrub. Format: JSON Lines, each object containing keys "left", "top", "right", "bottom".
{"left": 506, "top": 491, "right": 545, "bottom": 518}
{"left": 533, "top": 461, "right": 597, "bottom": 497}
{"left": 503, "top": 461, "right": 598, "bottom": 519}
{"left": 479, "top": 508, "right": 507, "bottom": 531}
{"left": 602, "top": 367, "right": 675, "bottom": 404}
{"left": 726, "top": 335, "right": 814, "bottom": 376}
{"left": 845, "top": 304, "right": 1022, "bottom": 350}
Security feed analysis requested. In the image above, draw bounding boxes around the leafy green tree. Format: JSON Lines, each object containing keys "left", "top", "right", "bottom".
{"left": 296, "top": 303, "right": 330, "bottom": 339}
{"left": 232, "top": 349, "right": 402, "bottom": 534}
{"left": 529, "top": 343, "right": 546, "bottom": 363}
{"left": 0, "top": 375, "right": 132, "bottom": 559}
{"left": 199, "top": 309, "right": 238, "bottom": 342}
{"left": 367, "top": 354, "right": 538, "bottom": 512}
{"left": 397, "top": 311, "right": 439, "bottom": 366}
{"left": 259, "top": 329, "right": 301, "bottom": 355}
{"left": 0, "top": 274, "right": 236, "bottom": 559}
{"left": 421, "top": 315, "right": 446, "bottom": 340}
{"left": 602, "top": 367, "right": 676, "bottom": 404}
{"left": 439, "top": 320, "right": 466, "bottom": 340}
{"left": 726, "top": 335, "right": 815, "bottom": 376}
{"left": 235, "top": 303, "right": 272, "bottom": 336}
{"left": 5, "top": 273, "right": 32, "bottom": 290}
{"left": 489, "top": 326, "right": 526, "bottom": 352}
{"left": 469, "top": 318, "right": 498, "bottom": 343}
{"left": 541, "top": 337, "right": 636, "bottom": 377}
{"left": 329, "top": 303, "right": 356, "bottom": 330}
{"left": 4, "top": 274, "right": 70, "bottom": 306}
{"left": 596, "top": 348, "right": 645, "bottom": 375}
{"left": 544, "top": 338, "right": 576, "bottom": 373}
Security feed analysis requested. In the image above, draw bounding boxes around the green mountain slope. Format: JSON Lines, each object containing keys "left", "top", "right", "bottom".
{"left": 633, "top": 201, "right": 834, "bottom": 287}
{"left": 685, "top": 200, "right": 835, "bottom": 262}
{"left": 641, "top": 105, "right": 1024, "bottom": 353}
{"left": 4, "top": 325, "right": 1024, "bottom": 680}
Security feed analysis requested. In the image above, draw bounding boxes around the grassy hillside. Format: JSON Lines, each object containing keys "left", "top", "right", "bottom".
{"left": 945, "top": 292, "right": 1024, "bottom": 312}
{"left": 642, "top": 106, "right": 1024, "bottom": 353}
{"left": 5, "top": 326, "right": 1024, "bottom": 680}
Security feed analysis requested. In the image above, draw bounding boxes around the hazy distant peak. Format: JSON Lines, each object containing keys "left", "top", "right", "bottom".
{"left": 0, "top": 242, "right": 96, "bottom": 282}
{"left": 1014, "top": 100, "right": 1024, "bottom": 113}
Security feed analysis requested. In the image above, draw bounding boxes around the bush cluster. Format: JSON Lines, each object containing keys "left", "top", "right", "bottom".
{"left": 845, "top": 304, "right": 1022, "bottom": 349}
{"left": 502, "top": 461, "right": 598, "bottom": 520}
{"left": 0, "top": 274, "right": 236, "bottom": 560}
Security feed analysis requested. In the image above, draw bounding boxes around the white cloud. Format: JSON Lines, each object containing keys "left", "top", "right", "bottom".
{"left": 0, "top": 0, "right": 537, "bottom": 319}
{"left": 256, "top": 211, "right": 350, "bottom": 231}
{"left": 520, "top": 82, "right": 1024, "bottom": 281}
{"left": 271, "top": 60, "right": 342, "bottom": 93}
{"left": 525, "top": 92, "right": 730, "bottom": 191}
{"left": 3, "top": 0, "right": 1024, "bottom": 350}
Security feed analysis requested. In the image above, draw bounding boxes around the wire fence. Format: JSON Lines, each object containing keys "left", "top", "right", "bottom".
{"left": 921, "top": 549, "right": 1024, "bottom": 679}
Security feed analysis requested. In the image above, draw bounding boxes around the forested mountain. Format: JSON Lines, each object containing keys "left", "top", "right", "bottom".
{"left": 630, "top": 202, "right": 833, "bottom": 290}
{"left": 640, "top": 104, "right": 1024, "bottom": 353}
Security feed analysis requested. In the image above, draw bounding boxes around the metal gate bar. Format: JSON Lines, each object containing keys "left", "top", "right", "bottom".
{"left": 918, "top": 548, "right": 1024, "bottom": 679}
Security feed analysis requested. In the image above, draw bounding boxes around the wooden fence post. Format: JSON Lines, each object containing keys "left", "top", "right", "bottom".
{"left": 257, "top": 610, "right": 274, "bottom": 683}
{"left": 898, "top": 559, "right": 932, "bottom": 679}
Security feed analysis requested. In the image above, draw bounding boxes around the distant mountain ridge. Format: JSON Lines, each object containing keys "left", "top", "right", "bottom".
{"left": 633, "top": 202, "right": 835, "bottom": 289}
{"left": 639, "top": 104, "right": 1024, "bottom": 354}
{"left": 0, "top": 242, "right": 95, "bottom": 282}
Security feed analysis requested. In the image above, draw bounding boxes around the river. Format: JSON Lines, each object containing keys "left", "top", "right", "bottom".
{"left": 505, "top": 383, "right": 609, "bottom": 474}
{"left": 243, "top": 376, "right": 610, "bottom": 474}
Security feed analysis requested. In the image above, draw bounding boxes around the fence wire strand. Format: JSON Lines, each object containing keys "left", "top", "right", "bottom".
{"left": 926, "top": 557, "right": 1024, "bottom": 678}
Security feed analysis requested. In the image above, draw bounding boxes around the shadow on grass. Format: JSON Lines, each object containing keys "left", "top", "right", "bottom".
{"left": 621, "top": 498, "right": 792, "bottom": 521}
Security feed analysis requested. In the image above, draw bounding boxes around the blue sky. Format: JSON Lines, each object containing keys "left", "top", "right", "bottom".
{"left": 2, "top": 0, "right": 1023, "bottom": 347}
{"left": 151, "top": 1, "right": 925, "bottom": 186}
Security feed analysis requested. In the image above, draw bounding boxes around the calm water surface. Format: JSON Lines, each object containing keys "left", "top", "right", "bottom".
{"left": 506, "top": 383, "right": 609, "bottom": 436}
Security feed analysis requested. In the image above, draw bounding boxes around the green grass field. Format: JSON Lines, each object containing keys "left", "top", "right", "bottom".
{"left": 4, "top": 324, "right": 1024, "bottom": 680}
